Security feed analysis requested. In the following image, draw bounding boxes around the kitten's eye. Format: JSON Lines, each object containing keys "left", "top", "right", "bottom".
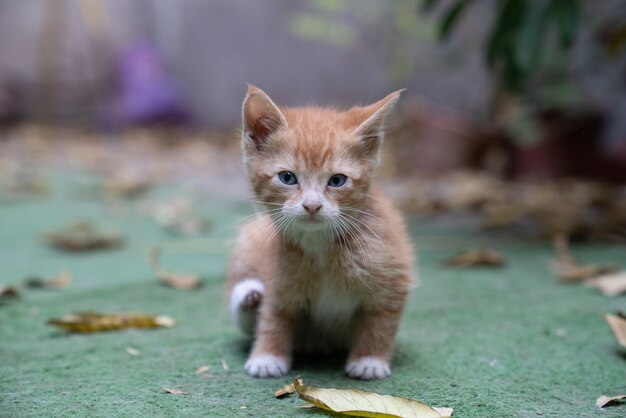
{"left": 278, "top": 171, "right": 298, "bottom": 185}
{"left": 328, "top": 174, "right": 347, "bottom": 188}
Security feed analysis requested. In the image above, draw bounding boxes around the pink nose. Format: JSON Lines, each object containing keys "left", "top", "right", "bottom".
{"left": 303, "top": 202, "right": 322, "bottom": 214}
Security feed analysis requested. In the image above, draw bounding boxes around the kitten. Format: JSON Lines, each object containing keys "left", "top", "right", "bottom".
{"left": 227, "top": 85, "right": 415, "bottom": 380}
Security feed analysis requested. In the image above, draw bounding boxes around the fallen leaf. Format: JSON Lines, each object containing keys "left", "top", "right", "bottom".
{"left": 148, "top": 247, "right": 202, "bottom": 290}
{"left": 294, "top": 377, "right": 453, "bottom": 417}
{"left": 550, "top": 235, "right": 615, "bottom": 282}
{"left": 103, "top": 174, "right": 151, "bottom": 199}
{"left": 220, "top": 359, "right": 229, "bottom": 371}
{"left": 195, "top": 365, "right": 210, "bottom": 374}
{"left": 587, "top": 271, "right": 626, "bottom": 296}
{"left": 163, "top": 387, "right": 186, "bottom": 395}
{"left": 596, "top": 394, "right": 626, "bottom": 408}
{"left": 299, "top": 403, "right": 316, "bottom": 409}
{"left": 44, "top": 221, "right": 122, "bottom": 252}
{"left": 48, "top": 312, "right": 175, "bottom": 333}
{"left": 126, "top": 347, "right": 139, "bottom": 356}
{"left": 25, "top": 272, "right": 71, "bottom": 289}
{"left": 275, "top": 383, "right": 296, "bottom": 398}
{"left": 0, "top": 285, "right": 20, "bottom": 302}
{"left": 605, "top": 314, "right": 626, "bottom": 348}
{"left": 443, "top": 249, "right": 504, "bottom": 268}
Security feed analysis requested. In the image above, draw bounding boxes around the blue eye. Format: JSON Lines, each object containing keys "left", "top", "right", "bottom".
{"left": 278, "top": 171, "right": 298, "bottom": 185}
{"left": 328, "top": 174, "right": 347, "bottom": 187}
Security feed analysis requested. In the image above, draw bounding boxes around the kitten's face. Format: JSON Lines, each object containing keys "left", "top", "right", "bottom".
{"left": 241, "top": 86, "right": 401, "bottom": 232}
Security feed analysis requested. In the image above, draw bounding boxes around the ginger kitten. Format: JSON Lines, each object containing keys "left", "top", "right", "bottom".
{"left": 227, "top": 85, "right": 415, "bottom": 380}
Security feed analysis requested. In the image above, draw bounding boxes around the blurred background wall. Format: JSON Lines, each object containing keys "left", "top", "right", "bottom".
{"left": 1, "top": 0, "right": 625, "bottom": 179}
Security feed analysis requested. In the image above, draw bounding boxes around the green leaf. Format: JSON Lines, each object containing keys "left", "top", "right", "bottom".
{"left": 514, "top": 4, "right": 548, "bottom": 73}
{"left": 486, "top": 0, "right": 526, "bottom": 67}
{"left": 548, "top": 0, "right": 580, "bottom": 47}
{"left": 439, "top": 0, "right": 471, "bottom": 40}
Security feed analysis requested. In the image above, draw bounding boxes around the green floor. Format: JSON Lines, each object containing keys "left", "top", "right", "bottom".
{"left": 1, "top": 175, "right": 625, "bottom": 418}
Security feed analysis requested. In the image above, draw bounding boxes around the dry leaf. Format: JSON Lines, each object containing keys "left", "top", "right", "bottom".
{"left": 48, "top": 312, "right": 175, "bottom": 333}
{"left": 195, "top": 365, "right": 210, "bottom": 374}
{"left": 596, "top": 394, "right": 626, "bottom": 408}
{"left": 163, "top": 387, "right": 186, "bottom": 395}
{"left": 220, "top": 359, "right": 229, "bottom": 371}
{"left": 103, "top": 174, "right": 151, "bottom": 199}
{"left": 587, "top": 271, "right": 626, "bottom": 296}
{"left": 550, "top": 236, "right": 615, "bottom": 282}
{"left": 294, "top": 377, "right": 453, "bottom": 417}
{"left": 126, "top": 347, "right": 139, "bottom": 356}
{"left": 44, "top": 221, "right": 122, "bottom": 252}
{"left": 25, "top": 272, "right": 71, "bottom": 289}
{"left": 275, "top": 383, "right": 296, "bottom": 398}
{"left": 148, "top": 247, "right": 202, "bottom": 290}
{"left": 299, "top": 403, "right": 316, "bottom": 409}
{"left": 0, "top": 285, "right": 20, "bottom": 302}
{"left": 443, "top": 249, "right": 504, "bottom": 268}
{"left": 605, "top": 314, "right": 626, "bottom": 348}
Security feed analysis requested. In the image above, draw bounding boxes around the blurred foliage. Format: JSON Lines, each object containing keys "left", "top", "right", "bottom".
{"left": 422, "top": 0, "right": 582, "bottom": 93}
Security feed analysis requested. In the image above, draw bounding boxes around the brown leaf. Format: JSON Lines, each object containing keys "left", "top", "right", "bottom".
{"left": 294, "top": 377, "right": 452, "bottom": 417}
{"left": 275, "top": 383, "right": 296, "bottom": 398}
{"left": 48, "top": 312, "right": 176, "bottom": 333}
{"left": 587, "top": 271, "right": 626, "bottom": 296}
{"left": 163, "top": 387, "right": 186, "bottom": 395}
{"left": 25, "top": 272, "right": 71, "bottom": 289}
{"left": 148, "top": 247, "right": 202, "bottom": 290}
{"left": 44, "top": 221, "right": 122, "bottom": 252}
{"left": 596, "top": 394, "right": 626, "bottom": 408}
{"left": 605, "top": 313, "right": 626, "bottom": 348}
{"left": 103, "top": 174, "right": 152, "bottom": 199}
{"left": 0, "top": 285, "right": 20, "bottom": 302}
{"left": 551, "top": 235, "right": 615, "bottom": 283}
{"left": 443, "top": 249, "right": 504, "bottom": 268}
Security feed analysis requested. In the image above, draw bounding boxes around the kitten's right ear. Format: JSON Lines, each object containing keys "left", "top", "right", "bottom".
{"left": 242, "top": 85, "right": 287, "bottom": 150}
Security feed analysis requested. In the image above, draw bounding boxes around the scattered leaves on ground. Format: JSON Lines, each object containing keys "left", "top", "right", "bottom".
{"left": 195, "top": 366, "right": 210, "bottom": 375}
{"left": 0, "top": 285, "right": 20, "bottom": 303}
{"left": 275, "top": 383, "right": 296, "bottom": 398}
{"left": 550, "top": 235, "right": 615, "bottom": 282}
{"left": 605, "top": 313, "right": 626, "bottom": 348}
{"left": 443, "top": 249, "right": 504, "bottom": 268}
{"left": 126, "top": 347, "right": 139, "bottom": 356}
{"left": 140, "top": 197, "right": 210, "bottom": 236}
{"left": 48, "top": 312, "right": 175, "bottom": 333}
{"left": 25, "top": 272, "right": 71, "bottom": 289}
{"left": 148, "top": 246, "right": 202, "bottom": 290}
{"left": 163, "top": 387, "right": 186, "bottom": 395}
{"left": 587, "top": 271, "right": 626, "bottom": 296}
{"left": 294, "top": 377, "right": 453, "bottom": 417}
{"left": 596, "top": 394, "right": 626, "bottom": 408}
{"left": 44, "top": 221, "right": 122, "bottom": 252}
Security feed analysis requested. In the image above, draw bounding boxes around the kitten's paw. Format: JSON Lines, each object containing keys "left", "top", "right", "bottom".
{"left": 345, "top": 356, "right": 391, "bottom": 380}
{"left": 241, "top": 289, "right": 262, "bottom": 310}
{"left": 245, "top": 354, "right": 289, "bottom": 378}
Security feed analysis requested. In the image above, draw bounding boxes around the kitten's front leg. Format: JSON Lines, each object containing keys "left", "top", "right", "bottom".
{"left": 245, "top": 302, "right": 293, "bottom": 378}
{"left": 346, "top": 306, "right": 404, "bottom": 380}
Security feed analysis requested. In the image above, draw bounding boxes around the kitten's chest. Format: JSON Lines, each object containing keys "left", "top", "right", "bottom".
{"left": 308, "top": 280, "right": 360, "bottom": 327}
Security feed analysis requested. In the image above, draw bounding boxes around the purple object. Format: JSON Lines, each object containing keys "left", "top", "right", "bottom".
{"left": 108, "top": 42, "right": 189, "bottom": 127}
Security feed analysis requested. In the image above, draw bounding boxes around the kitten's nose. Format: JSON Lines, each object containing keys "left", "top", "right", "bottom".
{"left": 303, "top": 202, "right": 322, "bottom": 215}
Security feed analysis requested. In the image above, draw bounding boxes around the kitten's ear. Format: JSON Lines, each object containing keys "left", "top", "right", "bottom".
{"left": 351, "top": 89, "right": 404, "bottom": 159}
{"left": 242, "top": 84, "right": 287, "bottom": 150}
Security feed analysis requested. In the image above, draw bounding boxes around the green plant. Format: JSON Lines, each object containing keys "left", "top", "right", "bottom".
{"left": 422, "top": 0, "right": 581, "bottom": 92}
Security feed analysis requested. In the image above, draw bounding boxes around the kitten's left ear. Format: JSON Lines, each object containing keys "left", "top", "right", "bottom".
{"left": 351, "top": 89, "right": 404, "bottom": 160}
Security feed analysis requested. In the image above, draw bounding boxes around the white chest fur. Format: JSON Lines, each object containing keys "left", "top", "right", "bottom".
{"left": 310, "top": 281, "right": 359, "bottom": 327}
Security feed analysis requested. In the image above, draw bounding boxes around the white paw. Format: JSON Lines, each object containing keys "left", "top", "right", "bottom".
{"left": 346, "top": 356, "right": 391, "bottom": 380}
{"left": 230, "top": 279, "right": 264, "bottom": 335}
{"left": 245, "top": 354, "right": 289, "bottom": 378}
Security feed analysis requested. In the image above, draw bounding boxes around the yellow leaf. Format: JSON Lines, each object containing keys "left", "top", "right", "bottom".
{"left": 48, "top": 312, "right": 175, "bottom": 333}
{"left": 275, "top": 383, "right": 296, "bottom": 398}
{"left": 294, "top": 378, "right": 452, "bottom": 417}
{"left": 605, "top": 314, "right": 626, "bottom": 348}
